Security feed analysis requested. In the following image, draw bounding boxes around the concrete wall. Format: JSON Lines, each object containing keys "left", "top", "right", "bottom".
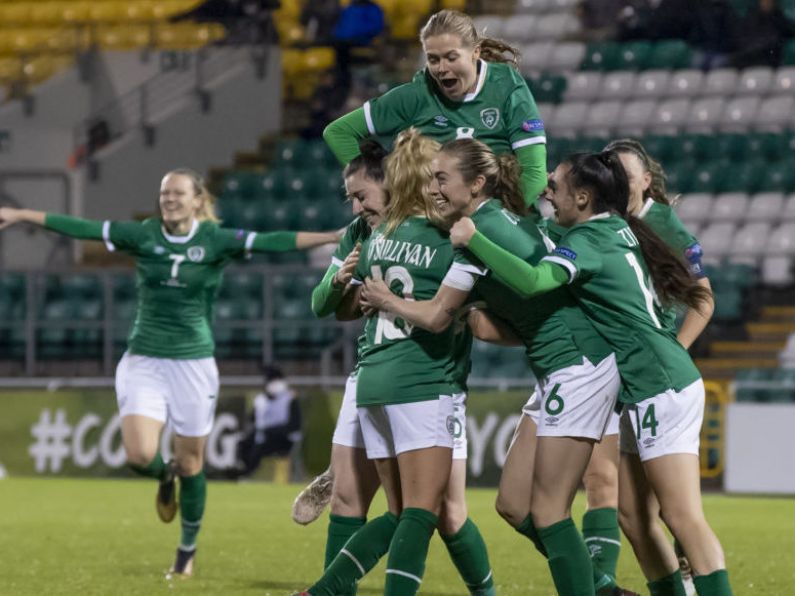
{"left": 84, "top": 50, "right": 281, "bottom": 220}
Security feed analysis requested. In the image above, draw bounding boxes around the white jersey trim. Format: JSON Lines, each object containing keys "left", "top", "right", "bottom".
{"left": 512, "top": 136, "right": 547, "bottom": 150}
{"left": 442, "top": 264, "right": 481, "bottom": 291}
{"left": 363, "top": 101, "right": 376, "bottom": 135}
{"left": 386, "top": 569, "right": 422, "bottom": 585}
{"left": 464, "top": 60, "right": 488, "bottom": 103}
{"left": 638, "top": 197, "right": 655, "bottom": 219}
{"left": 331, "top": 256, "right": 345, "bottom": 268}
{"left": 244, "top": 231, "right": 256, "bottom": 257}
{"left": 102, "top": 220, "right": 116, "bottom": 252}
{"left": 161, "top": 219, "right": 199, "bottom": 244}
{"left": 542, "top": 255, "right": 577, "bottom": 283}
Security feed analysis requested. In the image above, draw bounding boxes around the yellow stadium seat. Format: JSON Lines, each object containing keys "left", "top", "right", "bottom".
{"left": 0, "top": 58, "right": 21, "bottom": 82}
{"left": 440, "top": 0, "right": 466, "bottom": 9}
{"left": 60, "top": 3, "right": 91, "bottom": 24}
{"left": 303, "top": 47, "right": 335, "bottom": 72}
{"left": 282, "top": 48, "right": 303, "bottom": 77}
{"left": 0, "top": 3, "right": 32, "bottom": 24}
{"left": 29, "top": 3, "right": 62, "bottom": 26}
{"left": 88, "top": 2, "right": 128, "bottom": 22}
{"left": 22, "top": 55, "right": 56, "bottom": 84}
{"left": 392, "top": 14, "right": 421, "bottom": 40}
{"left": 155, "top": 23, "right": 225, "bottom": 50}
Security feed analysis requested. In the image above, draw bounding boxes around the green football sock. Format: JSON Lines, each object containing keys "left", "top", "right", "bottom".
{"left": 323, "top": 515, "right": 366, "bottom": 596}
{"left": 179, "top": 471, "right": 206, "bottom": 551}
{"left": 309, "top": 512, "right": 398, "bottom": 596}
{"left": 384, "top": 507, "right": 438, "bottom": 596}
{"left": 129, "top": 452, "right": 166, "bottom": 480}
{"left": 441, "top": 518, "right": 496, "bottom": 596}
{"left": 539, "top": 517, "right": 596, "bottom": 596}
{"left": 648, "top": 570, "right": 687, "bottom": 596}
{"left": 693, "top": 570, "right": 732, "bottom": 596}
{"left": 583, "top": 508, "right": 621, "bottom": 579}
{"left": 515, "top": 514, "right": 548, "bottom": 557}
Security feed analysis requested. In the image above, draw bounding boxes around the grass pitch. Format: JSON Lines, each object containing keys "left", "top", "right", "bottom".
{"left": 0, "top": 478, "right": 793, "bottom": 595}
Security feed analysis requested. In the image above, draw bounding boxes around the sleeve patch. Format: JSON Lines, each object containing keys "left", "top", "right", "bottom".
{"left": 522, "top": 119, "right": 545, "bottom": 132}
{"left": 554, "top": 246, "right": 577, "bottom": 260}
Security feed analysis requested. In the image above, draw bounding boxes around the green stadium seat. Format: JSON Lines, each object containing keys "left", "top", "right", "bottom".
{"left": 61, "top": 274, "right": 101, "bottom": 300}
{"left": 766, "top": 159, "right": 795, "bottom": 192}
{"left": 617, "top": 41, "right": 652, "bottom": 70}
{"left": 665, "top": 161, "right": 696, "bottom": 194}
{"left": 0, "top": 273, "right": 25, "bottom": 302}
{"left": 721, "top": 262, "right": 758, "bottom": 289}
{"left": 222, "top": 171, "right": 262, "bottom": 199}
{"left": 237, "top": 201, "right": 270, "bottom": 230}
{"left": 221, "top": 271, "right": 263, "bottom": 299}
{"left": 747, "top": 132, "right": 787, "bottom": 161}
{"left": 639, "top": 134, "right": 677, "bottom": 163}
{"left": 258, "top": 170, "right": 288, "bottom": 199}
{"left": 647, "top": 40, "right": 692, "bottom": 70}
{"left": 296, "top": 201, "right": 332, "bottom": 231}
{"left": 712, "top": 286, "right": 743, "bottom": 321}
{"left": 783, "top": 39, "right": 795, "bottom": 65}
{"left": 581, "top": 42, "right": 621, "bottom": 71}
{"left": 259, "top": 199, "right": 298, "bottom": 231}
{"left": 679, "top": 134, "right": 719, "bottom": 162}
{"left": 689, "top": 160, "right": 728, "bottom": 194}
{"left": 528, "top": 74, "right": 567, "bottom": 104}
{"left": 716, "top": 134, "right": 749, "bottom": 162}
{"left": 716, "top": 159, "right": 765, "bottom": 193}
{"left": 112, "top": 274, "right": 136, "bottom": 302}
{"left": 734, "top": 368, "right": 769, "bottom": 402}
{"left": 274, "top": 138, "right": 309, "bottom": 166}
{"left": 305, "top": 139, "right": 339, "bottom": 169}
{"left": 37, "top": 299, "right": 72, "bottom": 359}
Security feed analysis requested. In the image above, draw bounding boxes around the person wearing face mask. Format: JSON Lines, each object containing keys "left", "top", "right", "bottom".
{"left": 360, "top": 138, "right": 639, "bottom": 596}
{"left": 450, "top": 151, "right": 732, "bottom": 596}
{"left": 0, "top": 168, "right": 339, "bottom": 578}
{"left": 322, "top": 9, "right": 548, "bottom": 214}
{"left": 294, "top": 138, "right": 496, "bottom": 596}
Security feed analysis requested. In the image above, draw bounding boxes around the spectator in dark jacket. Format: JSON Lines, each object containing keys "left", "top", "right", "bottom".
{"left": 690, "top": 0, "right": 741, "bottom": 69}
{"left": 732, "top": 0, "right": 795, "bottom": 67}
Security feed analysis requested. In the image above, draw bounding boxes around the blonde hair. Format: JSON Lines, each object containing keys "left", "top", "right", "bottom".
{"left": 165, "top": 167, "right": 219, "bottom": 222}
{"left": 382, "top": 128, "right": 442, "bottom": 236}
{"left": 420, "top": 9, "right": 521, "bottom": 68}
{"left": 440, "top": 138, "right": 527, "bottom": 216}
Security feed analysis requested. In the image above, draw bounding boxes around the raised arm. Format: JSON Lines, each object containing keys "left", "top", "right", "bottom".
{"left": 249, "top": 230, "right": 341, "bottom": 253}
{"left": 450, "top": 217, "right": 568, "bottom": 299}
{"left": 516, "top": 144, "right": 548, "bottom": 209}
{"left": 322, "top": 108, "right": 369, "bottom": 166}
{"left": 0, "top": 208, "right": 106, "bottom": 241}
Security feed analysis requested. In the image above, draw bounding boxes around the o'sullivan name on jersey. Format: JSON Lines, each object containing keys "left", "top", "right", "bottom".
{"left": 366, "top": 233, "right": 439, "bottom": 269}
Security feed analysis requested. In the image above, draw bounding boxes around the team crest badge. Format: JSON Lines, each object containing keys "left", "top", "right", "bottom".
{"left": 480, "top": 108, "right": 500, "bottom": 129}
{"left": 187, "top": 246, "right": 205, "bottom": 262}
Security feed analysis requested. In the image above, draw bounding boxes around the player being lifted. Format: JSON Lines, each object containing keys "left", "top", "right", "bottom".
{"left": 294, "top": 4, "right": 549, "bottom": 528}
{"left": 450, "top": 151, "right": 732, "bottom": 596}
{"left": 0, "top": 168, "right": 339, "bottom": 578}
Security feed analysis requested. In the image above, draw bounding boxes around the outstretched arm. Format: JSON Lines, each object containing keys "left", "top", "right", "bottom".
{"left": 249, "top": 230, "right": 342, "bottom": 253}
{"left": 0, "top": 208, "right": 107, "bottom": 241}
{"left": 450, "top": 217, "right": 568, "bottom": 299}
{"left": 0, "top": 208, "right": 46, "bottom": 229}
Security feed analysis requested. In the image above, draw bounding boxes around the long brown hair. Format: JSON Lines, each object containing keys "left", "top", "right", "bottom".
{"left": 603, "top": 138, "right": 671, "bottom": 205}
{"left": 382, "top": 128, "right": 443, "bottom": 235}
{"left": 420, "top": 9, "right": 521, "bottom": 68}
{"left": 166, "top": 167, "right": 219, "bottom": 223}
{"left": 562, "top": 152, "right": 710, "bottom": 312}
{"left": 440, "top": 138, "right": 527, "bottom": 216}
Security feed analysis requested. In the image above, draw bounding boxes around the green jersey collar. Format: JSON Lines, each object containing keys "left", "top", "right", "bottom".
{"left": 161, "top": 218, "right": 199, "bottom": 244}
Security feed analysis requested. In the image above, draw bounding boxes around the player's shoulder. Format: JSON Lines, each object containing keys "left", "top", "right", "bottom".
{"left": 346, "top": 216, "right": 371, "bottom": 242}
{"left": 486, "top": 61, "right": 524, "bottom": 86}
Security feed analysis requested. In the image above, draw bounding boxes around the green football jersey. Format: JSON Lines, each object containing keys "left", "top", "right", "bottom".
{"left": 639, "top": 199, "right": 704, "bottom": 331}
{"left": 467, "top": 200, "right": 612, "bottom": 379}
{"left": 106, "top": 218, "right": 259, "bottom": 359}
{"left": 364, "top": 61, "right": 546, "bottom": 155}
{"left": 544, "top": 214, "right": 701, "bottom": 403}
{"left": 354, "top": 216, "right": 481, "bottom": 406}
{"left": 332, "top": 216, "right": 371, "bottom": 269}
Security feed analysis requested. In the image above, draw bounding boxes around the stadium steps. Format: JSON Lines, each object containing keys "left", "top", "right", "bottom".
{"left": 710, "top": 341, "right": 785, "bottom": 357}
{"left": 746, "top": 322, "right": 795, "bottom": 341}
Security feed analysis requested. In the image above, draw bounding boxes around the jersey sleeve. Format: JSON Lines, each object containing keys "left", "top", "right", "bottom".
{"left": 106, "top": 221, "right": 147, "bottom": 253}
{"left": 332, "top": 218, "right": 365, "bottom": 267}
{"left": 444, "top": 249, "right": 488, "bottom": 291}
{"left": 661, "top": 208, "right": 705, "bottom": 279}
{"left": 541, "top": 226, "right": 602, "bottom": 283}
{"left": 363, "top": 77, "right": 424, "bottom": 137}
{"left": 214, "top": 228, "right": 297, "bottom": 260}
{"left": 504, "top": 68, "right": 546, "bottom": 152}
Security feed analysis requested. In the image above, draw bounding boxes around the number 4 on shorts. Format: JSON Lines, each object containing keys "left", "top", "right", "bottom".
{"left": 634, "top": 403, "right": 659, "bottom": 438}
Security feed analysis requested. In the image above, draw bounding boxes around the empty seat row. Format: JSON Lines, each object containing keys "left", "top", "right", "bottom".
{"left": 540, "top": 95, "right": 794, "bottom": 137}
{"left": 0, "top": 1, "right": 200, "bottom": 25}
{"left": 564, "top": 67, "right": 795, "bottom": 102}
{"left": 221, "top": 168, "right": 345, "bottom": 201}
{"left": 698, "top": 222, "right": 795, "bottom": 259}
{"left": 474, "top": 12, "right": 581, "bottom": 44}
{"left": 677, "top": 192, "right": 795, "bottom": 224}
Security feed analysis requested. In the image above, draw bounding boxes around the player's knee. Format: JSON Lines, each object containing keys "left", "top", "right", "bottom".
{"left": 583, "top": 471, "right": 619, "bottom": 509}
{"left": 174, "top": 453, "right": 203, "bottom": 476}
{"left": 329, "top": 485, "right": 367, "bottom": 517}
{"left": 495, "top": 491, "right": 526, "bottom": 528}
{"left": 125, "top": 448, "right": 156, "bottom": 468}
{"left": 618, "top": 503, "right": 656, "bottom": 543}
{"left": 659, "top": 507, "right": 706, "bottom": 538}
{"left": 438, "top": 497, "right": 467, "bottom": 535}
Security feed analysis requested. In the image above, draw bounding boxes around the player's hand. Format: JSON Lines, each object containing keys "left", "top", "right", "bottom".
{"left": 450, "top": 217, "right": 476, "bottom": 247}
{"left": 0, "top": 207, "right": 22, "bottom": 230}
{"left": 360, "top": 277, "right": 392, "bottom": 312}
{"left": 332, "top": 243, "right": 361, "bottom": 288}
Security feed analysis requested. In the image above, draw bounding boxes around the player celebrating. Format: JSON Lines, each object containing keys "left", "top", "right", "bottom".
{"left": 300, "top": 139, "right": 496, "bottom": 596}
{"left": 322, "top": 8, "right": 547, "bottom": 210}
{"left": 297, "top": 129, "right": 485, "bottom": 596}
{"left": 361, "top": 138, "right": 637, "bottom": 595}
{"left": 294, "top": 4, "right": 550, "bottom": 528}
{"left": 0, "top": 168, "right": 339, "bottom": 578}
{"left": 450, "top": 152, "right": 733, "bottom": 596}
